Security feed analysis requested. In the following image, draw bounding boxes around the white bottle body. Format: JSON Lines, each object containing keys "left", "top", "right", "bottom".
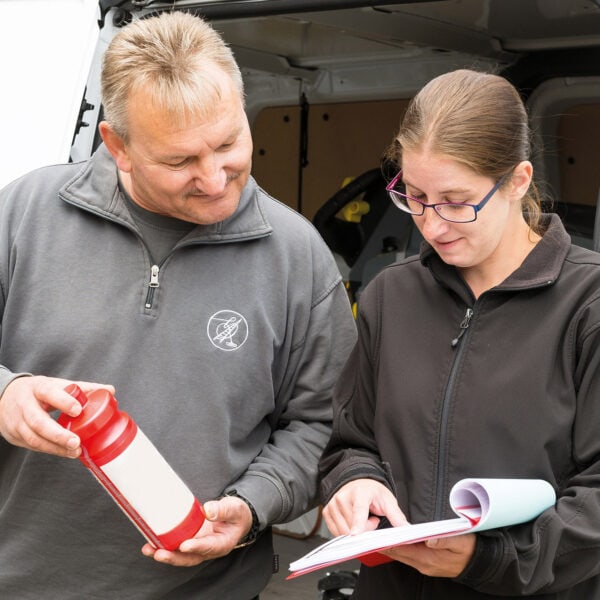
{"left": 100, "top": 428, "right": 196, "bottom": 535}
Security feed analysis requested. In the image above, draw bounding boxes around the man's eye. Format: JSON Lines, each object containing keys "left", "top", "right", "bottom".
{"left": 166, "top": 159, "right": 189, "bottom": 168}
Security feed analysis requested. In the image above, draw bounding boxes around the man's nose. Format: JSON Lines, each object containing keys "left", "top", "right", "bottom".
{"left": 192, "top": 158, "right": 227, "bottom": 195}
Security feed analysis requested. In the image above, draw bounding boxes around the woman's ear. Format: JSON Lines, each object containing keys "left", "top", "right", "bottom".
{"left": 509, "top": 160, "right": 533, "bottom": 200}
{"left": 98, "top": 121, "right": 132, "bottom": 173}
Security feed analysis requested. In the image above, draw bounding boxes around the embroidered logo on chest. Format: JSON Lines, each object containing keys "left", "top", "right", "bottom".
{"left": 207, "top": 310, "right": 249, "bottom": 351}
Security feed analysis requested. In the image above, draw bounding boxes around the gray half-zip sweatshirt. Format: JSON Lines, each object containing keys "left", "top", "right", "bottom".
{"left": 0, "top": 145, "right": 357, "bottom": 599}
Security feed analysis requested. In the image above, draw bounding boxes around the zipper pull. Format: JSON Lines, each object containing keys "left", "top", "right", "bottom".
{"left": 451, "top": 308, "right": 473, "bottom": 348}
{"left": 145, "top": 265, "right": 160, "bottom": 310}
{"left": 149, "top": 265, "right": 160, "bottom": 288}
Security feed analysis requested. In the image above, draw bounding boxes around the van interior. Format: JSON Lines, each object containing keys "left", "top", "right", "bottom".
{"left": 74, "top": 0, "right": 600, "bottom": 303}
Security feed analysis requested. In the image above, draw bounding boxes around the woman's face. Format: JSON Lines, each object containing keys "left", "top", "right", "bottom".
{"left": 401, "top": 150, "right": 525, "bottom": 274}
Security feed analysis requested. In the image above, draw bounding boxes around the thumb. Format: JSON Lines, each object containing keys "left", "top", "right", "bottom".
{"left": 203, "top": 501, "right": 219, "bottom": 521}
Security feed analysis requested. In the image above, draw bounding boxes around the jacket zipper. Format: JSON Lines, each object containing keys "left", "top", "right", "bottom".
{"left": 434, "top": 306, "right": 474, "bottom": 520}
{"left": 144, "top": 264, "right": 160, "bottom": 309}
{"left": 451, "top": 307, "right": 473, "bottom": 347}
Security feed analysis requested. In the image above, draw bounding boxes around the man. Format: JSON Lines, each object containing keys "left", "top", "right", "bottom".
{"left": 0, "top": 12, "right": 356, "bottom": 600}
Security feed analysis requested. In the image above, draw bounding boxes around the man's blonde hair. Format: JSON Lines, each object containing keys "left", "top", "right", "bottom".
{"left": 101, "top": 11, "right": 244, "bottom": 140}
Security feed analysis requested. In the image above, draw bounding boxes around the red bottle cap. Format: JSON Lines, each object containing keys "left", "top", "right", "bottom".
{"left": 59, "top": 385, "right": 119, "bottom": 442}
{"left": 59, "top": 385, "right": 137, "bottom": 465}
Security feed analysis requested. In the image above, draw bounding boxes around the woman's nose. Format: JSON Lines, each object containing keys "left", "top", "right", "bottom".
{"left": 419, "top": 207, "right": 449, "bottom": 238}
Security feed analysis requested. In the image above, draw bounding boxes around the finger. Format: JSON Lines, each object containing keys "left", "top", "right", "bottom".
{"left": 203, "top": 496, "right": 250, "bottom": 529}
{"left": 322, "top": 512, "right": 345, "bottom": 537}
{"left": 34, "top": 379, "right": 84, "bottom": 416}
{"left": 13, "top": 416, "right": 81, "bottom": 458}
{"left": 142, "top": 541, "right": 210, "bottom": 566}
{"left": 322, "top": 502, "right": 353, "bottom": 536}
{"left": 425, "top": 535, "right": 464, "bottom": 550}
{"left": 178, "top": 533, "right": 227, "bottom": 556}
{"left": 381, "top": 502, "right": 409, "bottom": 528}
{"left": 202, "top": 500, "right": 220, "bottom": 521}
{"left": 72, "top": 380, "right": 116, "bottom": 396}
{"left": 426, "top": 533, "right": 475, "bottom": 554}
{"left": 141, "top": 543, "right": 156, "bottom": 557}
{"left": 27, "top": 413, "right": 81, "bottom": 456}
{"left": 148, "top": 547, "right": 206, "bottom": 567}
{"left": 349, "top": 500, "right": 372, "bottom": 535}
{"left": 57, "top": 379, "right": 117, "bottom": 415}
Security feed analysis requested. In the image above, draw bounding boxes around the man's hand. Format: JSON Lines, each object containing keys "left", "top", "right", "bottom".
{"left": 0, "top": 375, "right": 114, "bottom": 458}
{"left": 142, "top": 495, "right": 254, "bottom": 567}
{"left": 381, "top": 533, "right": 476, "bottom": 578}
{"left": 322, "top": 478, "right": 408, "bottom": 536}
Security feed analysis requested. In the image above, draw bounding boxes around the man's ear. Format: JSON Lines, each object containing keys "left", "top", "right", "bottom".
{"left": 98, "top": 121, "right": 132, "bottom": 172}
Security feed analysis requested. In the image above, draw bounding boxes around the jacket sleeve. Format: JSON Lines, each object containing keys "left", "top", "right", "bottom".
{"left": 319, "top": 283, "right": 395, "bottom": 505}
{"left": 229, "top": 277, "right": 357, "bottom": 528}
{"left": 456, "top": 295, "right": 600, "bottom": 595}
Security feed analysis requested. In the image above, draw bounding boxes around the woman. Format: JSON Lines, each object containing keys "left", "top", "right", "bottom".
{"left": 318, "top": 69, "right": 600, "bottom": 598}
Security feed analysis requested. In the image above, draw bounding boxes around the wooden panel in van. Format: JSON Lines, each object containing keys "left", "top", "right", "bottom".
{"left": 558, "top": 103, "right": 600, "bottom": 208}
{"left": 556, "top": 103, "right": 600, "bottom": 241}
{"left": 251, "top": 99, "right": 409, "bottom": 221}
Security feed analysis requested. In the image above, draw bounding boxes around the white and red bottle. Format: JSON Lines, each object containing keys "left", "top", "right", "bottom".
{"left": 58, "top": 383, "right": 205, "bottom": 550}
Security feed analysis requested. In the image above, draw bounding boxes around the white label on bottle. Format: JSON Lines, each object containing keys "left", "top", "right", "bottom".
{"left": 100, "top": 430, "right": 195, "bottom": 534}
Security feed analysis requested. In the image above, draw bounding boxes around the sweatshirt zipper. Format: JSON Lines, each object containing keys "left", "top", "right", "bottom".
{"left": 434, "top": 305, "right": 474, "bottom": 520}
{"left": 144, "top": 264, "right": 160, "bottom": 309}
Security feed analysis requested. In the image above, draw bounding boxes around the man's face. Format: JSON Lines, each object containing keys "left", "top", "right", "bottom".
{"left": 104, "top": 70, "right": 253, "bottom": 225}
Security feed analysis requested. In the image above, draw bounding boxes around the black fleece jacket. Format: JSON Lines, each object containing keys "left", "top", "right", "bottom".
{"left": 320, "top": 214, "right": 600, "bottom": 599}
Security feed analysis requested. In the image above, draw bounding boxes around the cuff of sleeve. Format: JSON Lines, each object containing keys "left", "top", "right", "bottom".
{"left": 0, "top": 369, "right": 32, "bottom": 398}
{"left": 320, "top": 461, "right": 392, "bottom": 505}
{"left": 454, "top": 531, "right": 502, "bottom": 587}
{"left": 223, "top": 489, "right": 261, "bottom": 548}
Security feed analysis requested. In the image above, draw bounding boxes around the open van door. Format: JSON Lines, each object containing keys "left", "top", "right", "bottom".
{"left": 0, "top": 0, "right": 99, "bottom": 189}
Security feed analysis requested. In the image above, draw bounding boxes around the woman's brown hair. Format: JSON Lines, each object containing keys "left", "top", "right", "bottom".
{"left": 387, "top": 69, "right": 544, "bottom": 234}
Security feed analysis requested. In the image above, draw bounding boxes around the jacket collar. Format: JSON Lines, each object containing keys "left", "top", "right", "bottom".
{"left": 421, "top": 214, "right": 571, "bottom": 296}
{"left": 59, "top": 144, "right": 273, "bottom": 243}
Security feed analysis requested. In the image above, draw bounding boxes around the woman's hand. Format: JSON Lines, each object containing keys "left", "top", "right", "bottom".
{"left": 381, "top": 533, "right": 477, "bottom": 578}
{"left": 322, "top": 478, "right": 408, "bottom": 536}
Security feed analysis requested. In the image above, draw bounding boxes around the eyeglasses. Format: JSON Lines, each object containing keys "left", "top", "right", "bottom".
{"left": 386, "top": 170, "right": 509, "bottom": 223}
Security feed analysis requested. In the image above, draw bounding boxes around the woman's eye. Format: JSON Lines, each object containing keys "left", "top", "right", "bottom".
{"left": 406, "top": 190, "right": 424, "bottom": 200}
{"left": 444, "top": 199, "right": 469, "bottom": 206}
